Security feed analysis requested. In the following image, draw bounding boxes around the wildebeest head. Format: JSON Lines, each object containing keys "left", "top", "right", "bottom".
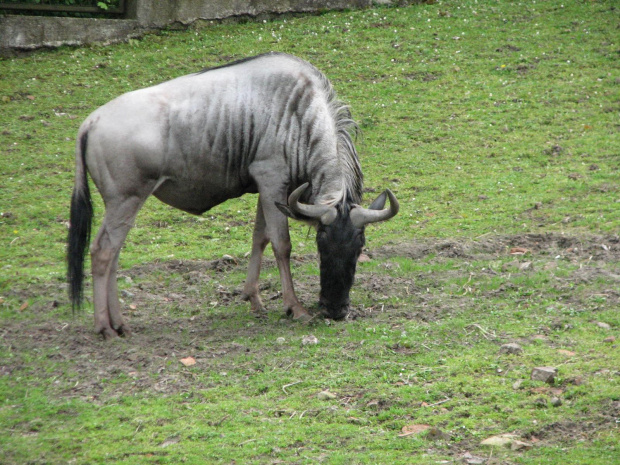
{"left": 277, "top": 183, "right": 399, "bottom": 320}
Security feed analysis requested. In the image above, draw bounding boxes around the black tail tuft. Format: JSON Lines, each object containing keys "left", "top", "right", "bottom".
{"left": 67, "top": 132, "right": 93, "bottom": 312}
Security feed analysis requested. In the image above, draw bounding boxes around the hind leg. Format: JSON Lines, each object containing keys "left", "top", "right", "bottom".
{"left": 242, "top": 199, "right": 269, "bottom": 316}
{"left": 107, "top": 249, "right": 131, "bottom": 336}
{"left": 91, "top": 196, "right": 144, "bottom": 339}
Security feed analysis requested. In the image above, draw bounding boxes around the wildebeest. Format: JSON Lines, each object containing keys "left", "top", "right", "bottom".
{"left": 67, "top": 52, "right": 399, "bottom": 338}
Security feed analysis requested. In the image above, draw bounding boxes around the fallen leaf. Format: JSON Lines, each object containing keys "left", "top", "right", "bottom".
{"left": 129, "top": 304, "right": 137, "bottom": 310}
{"left": 509, "top": 247, "right": 529, "bottom": 255}
{"left": 399, "top": 424, "right": 431, "bottom": 437}
{"left": 180, "top": 356, "right": 196, "bottom": 367}
{"left": 27, "top": 95, "right": 35, "bottom": 100}
{"left": 19, "top": 302, "right": 29, "bottom": 311}
{"left": 358, "top": 253, "right": 371, "bottom": 263}
{"left": 557, "top": 349, "right": 576, "bottom": 356}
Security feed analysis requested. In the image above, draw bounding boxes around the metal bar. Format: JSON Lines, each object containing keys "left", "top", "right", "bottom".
{"left": 0, "top": 2, "right": 125, "bottom": 14}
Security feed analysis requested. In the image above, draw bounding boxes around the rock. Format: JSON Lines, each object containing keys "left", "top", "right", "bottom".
{"left": 358, "top": 253, "right": 371, "bottom": 263}
{"left": 534, "top": 397, "right": 548, "bottom": 408}
{"left": 275, "top": 337, "right": 286, "bottom": 345}
{"left": 550, "top": 397, "right": 563, "bottom": 407}
{"left": 480, "top": 433, "right": 518, "bottom": 448}
{"left": 567, "top": 376, "right": 585, "bottom": 386}
{"left": 519, "top": 261, "right": 533, "bottom": 271}
{"left": 531, "top": 366, "right": 557, "bottom": 384}
{"left": 301, "top": 335, "right": 319, "bottom": 345}
{"left": 461, "top": 452, "right": 486, "bottom": 464}
{"left": 499, "top": 343, "right": 523, "bottom": 355}
{"left": 512, "top": 379, "right": 524, "bottom": 390}
{"left": 596, "top": 321, "right": 611, "bottom": 330}
{"left": 317, "top": 390, "right": 337, "bottom": 401}
{"left": 160, "top": 436, "right": 180, "bottom": 448}
{"left": 603, "top": 336, "right": 616, "bottom": 343}
{"left": 426, "top": 427, "right": 450, "bottom": 441}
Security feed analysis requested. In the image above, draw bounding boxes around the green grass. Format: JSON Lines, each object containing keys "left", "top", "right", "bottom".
{"left": 1, "top": 0, "right": 619, "bottom": 463}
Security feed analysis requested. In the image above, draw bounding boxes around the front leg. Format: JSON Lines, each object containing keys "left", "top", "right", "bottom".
{"left": 264, "top": 209, "right": 311, "bottom": 321}
{"left": 248, "top": 171, "right": 312, "bottom": 321}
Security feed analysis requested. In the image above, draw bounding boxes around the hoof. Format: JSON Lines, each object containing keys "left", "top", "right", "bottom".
{"left": 327, "top": 311, "right": 348, "bottom": 321}
{"left": 251, "top": 307, "right": 268, "bottom": 319}
{"left": 294, "top": 312, "right": 314, "bottom": 323}
{"left": 286, "top": 305, "right": 313, "bottom": 323}
{"left": 115, "top": 324, "right": 132, "bottom": 337}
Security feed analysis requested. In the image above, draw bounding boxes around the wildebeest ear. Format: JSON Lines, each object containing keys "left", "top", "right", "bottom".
{"left": 276, "top": 202, "right": 309, "bottom": 221}
{"left": 276, "top": 202, "right": 321, "bottom": 227}
{"left": 275, "top": 202, "right": 297, "bottom": 219}
{"left": 368, "top": 191, "right": 388, "bottom": 210}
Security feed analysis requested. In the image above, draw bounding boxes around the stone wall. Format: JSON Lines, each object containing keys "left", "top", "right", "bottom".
{"left": 1, "top": 0, "right": 385, "bottom": 55}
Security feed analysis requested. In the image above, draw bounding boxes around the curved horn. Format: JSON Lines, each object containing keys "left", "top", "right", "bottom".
{"left": 288, "top": 183, "right": 338, "bottom": 225}
{"left": 350, "top": 189, "right": 399, "bottom": 228}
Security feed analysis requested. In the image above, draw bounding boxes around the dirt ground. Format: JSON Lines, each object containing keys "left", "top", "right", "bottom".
{"left": 2, "top": 233, "right": 619, "bottom": 457}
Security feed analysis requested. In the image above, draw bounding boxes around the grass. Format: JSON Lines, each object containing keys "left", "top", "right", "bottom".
{"left": 1, "top": 0, "right": 619, "bottom": 463}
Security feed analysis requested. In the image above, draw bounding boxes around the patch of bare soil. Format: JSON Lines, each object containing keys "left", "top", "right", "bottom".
{"left": 372, "top": 232, "right": 620, "bottom": 262}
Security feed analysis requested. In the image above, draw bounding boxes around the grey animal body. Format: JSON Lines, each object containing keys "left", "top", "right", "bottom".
{"left": 67, "top": 52, "right": 398, "bottom": 338}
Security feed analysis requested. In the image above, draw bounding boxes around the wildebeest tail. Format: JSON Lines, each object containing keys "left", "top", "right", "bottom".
{"left": 67, "top": 130, "right": 93, "bottom": 311}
